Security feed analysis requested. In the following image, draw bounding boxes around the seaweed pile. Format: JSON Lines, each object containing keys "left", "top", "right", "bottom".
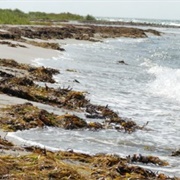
{"left": 0, "top": 58, "right": 144, "bottom": 133}
{"left": 0, "top": 136, "right": 14, "bottom": 150}
{"left": 25, "top": 40, "right": 65, "bottom": 51}
{"left": 0, "top": 102, "right": 143, "bottom": 133}
{"left": 0, "top": 39, "right": 65, "bottom": 51}
{"left": 0, "top": 41, "right": 27, "bottom": 48}
{"left": 0, "top": 77, "right": 143, "bottom": 133}
{"left": 0, "top": 143, "right": 177, "bottom": 180}
{"left": 0, "top": 57, "right": 179, "bottom": 179}
{"left": 0, "top": 24, "right": 161, "bottom": 42}
{"left": 0, "top": 58, "right": 59, "bottom": 83}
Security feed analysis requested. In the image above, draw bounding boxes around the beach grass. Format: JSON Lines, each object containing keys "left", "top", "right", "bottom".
{"left": 0, "top": 9, "right": 96, "bottom": 25}
{"left": 0, "top": 9, "right": 30, "bottom": 25}
{"left": 28, "top": 11, "right": 85, "bottom": 21}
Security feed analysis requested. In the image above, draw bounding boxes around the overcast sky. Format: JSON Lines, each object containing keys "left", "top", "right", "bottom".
{"left": 0, "top": 1, "right": 179, "bottom": 20}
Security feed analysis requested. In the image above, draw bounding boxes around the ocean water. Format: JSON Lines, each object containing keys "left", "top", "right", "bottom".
{"left": 8, "top": 26, "right": 180, "bottom": 176}
{"left": 97, "top": 17, "right": 180, "bottom": 27}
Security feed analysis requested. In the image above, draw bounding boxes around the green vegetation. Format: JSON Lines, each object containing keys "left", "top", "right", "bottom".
{"left": 85, "top": 14, "right": 96, "bottom": 21}
{"left": 0, "top": 8, "right": 96, "bottom": 24}
{"left": 28, "top": 12, "right": 84, "bottom": 21}
{"left": 0, "top": 9, "right": 30, "bottom": 24}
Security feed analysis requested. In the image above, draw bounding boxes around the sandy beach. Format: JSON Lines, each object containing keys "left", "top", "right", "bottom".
{"left": 0, "top": 24, "right": 179, "bottom": 179}
{"left": 0, "top": 37, "right": 85, "bottom": 146}
{"left": 0, "top": 40, "right": 60, "bottom": 63}
{"left": 0, "top": 28, "right": 98, "bottom": 156}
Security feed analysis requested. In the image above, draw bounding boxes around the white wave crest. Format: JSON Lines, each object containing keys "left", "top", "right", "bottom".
{"left": 148, "top": 65, "right": 180, "bottom": 102}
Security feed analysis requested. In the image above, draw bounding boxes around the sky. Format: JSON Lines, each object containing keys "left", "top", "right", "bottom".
{"left": 0, "top": 1, "right": 180, "bottom": 20}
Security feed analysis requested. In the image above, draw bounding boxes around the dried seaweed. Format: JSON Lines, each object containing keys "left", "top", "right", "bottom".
{"left": 0, "top": 58, "right": 59, "bottom": 83}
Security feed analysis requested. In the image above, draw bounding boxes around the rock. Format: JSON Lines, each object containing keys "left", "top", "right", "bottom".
{"left": 73, "top": 79, "right": 80, "bottom": 83}
{"left": 130, "top": 154, "right": 169, "bottom": 166}
{"left": 118, "top": 60, "right": 128, "bottom": 65}
{"left": 172, "top": 149, "right": 180, "bottom": 156}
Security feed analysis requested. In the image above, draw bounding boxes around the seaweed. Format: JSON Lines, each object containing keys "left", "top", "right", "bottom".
{"left": 0, "top": 147, "right": 178, "bottom": 179}
{"left": 0, "top": 77, "right": 89, "bottom": 110}
{"left": 0, "top": 136, "right": 14, "bottom": 149}
{"left": 0, "top": 103, "right": 95, "bottom": 131}
{"left": 0, "top": 58, "right": 60, "bottom": 83}
{"left": 25, "top": 40, "right": 65, "bottom": 51}
{"left": 0, "top": 124, "right": 178, "bottom": 179}
{"left": 0, "top": 101, "right": 143, "bottom": 133}
{"left": 0, "top": 41, "right": 27, "bottom": 48}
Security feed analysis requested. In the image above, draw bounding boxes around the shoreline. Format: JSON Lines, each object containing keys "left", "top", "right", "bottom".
{"left": 80, "top": 19, "right": 180, "bottom": 29}
{"left": 0, "top": 24, "right": 179, "bottom": 179}
{"left": 0, "top": 40, "right": 60, "bottom": 64}
{"left": 0, "top": 38, "right": 96, "bottom": 64}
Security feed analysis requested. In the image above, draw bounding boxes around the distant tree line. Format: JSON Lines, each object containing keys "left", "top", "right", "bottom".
{"left": 0, "top": 9, "right": 96, "bottom": 24}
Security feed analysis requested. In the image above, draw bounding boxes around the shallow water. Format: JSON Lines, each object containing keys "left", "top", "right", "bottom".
{"left": 8, "top": 27, "right": 180, "bottom": 176}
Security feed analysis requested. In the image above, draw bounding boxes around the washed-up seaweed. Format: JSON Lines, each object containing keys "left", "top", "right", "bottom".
{"left": 0, "top": 145, "right": 176, "bottom": 180}
{"left": 0, "top": 102, "right": 138, "bottom": 133}
{"left": 0, "top": 58, "right": 59, "bottom": 83}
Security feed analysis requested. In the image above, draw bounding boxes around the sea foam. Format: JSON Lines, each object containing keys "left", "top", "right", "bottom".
{"left": 148, "top": 65, "right": 180, "bottom": 102}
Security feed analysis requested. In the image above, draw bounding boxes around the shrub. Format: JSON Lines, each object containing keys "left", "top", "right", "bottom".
{"left": 85, "top": 14, "right": 96, "bottom": 21}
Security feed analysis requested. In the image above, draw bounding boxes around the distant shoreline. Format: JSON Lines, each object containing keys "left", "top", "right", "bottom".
{"left": 81, "top": 20, "right": 180, "bottom": 29}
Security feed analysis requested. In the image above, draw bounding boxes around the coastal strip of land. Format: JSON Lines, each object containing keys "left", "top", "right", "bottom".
{"left": 0, "top": 24, "right": 179, "bottom": 179}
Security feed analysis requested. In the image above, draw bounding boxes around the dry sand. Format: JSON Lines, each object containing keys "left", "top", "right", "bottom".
{"left": 0, "top": 40, "right": 61, "bottom": 64}
{"left": 0, "top": 38, "right": 93, "bottom": 64}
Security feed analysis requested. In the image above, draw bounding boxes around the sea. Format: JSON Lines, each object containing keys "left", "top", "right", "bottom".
{"left": 8, "top": 18, "right": 180, "bottom": 176}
